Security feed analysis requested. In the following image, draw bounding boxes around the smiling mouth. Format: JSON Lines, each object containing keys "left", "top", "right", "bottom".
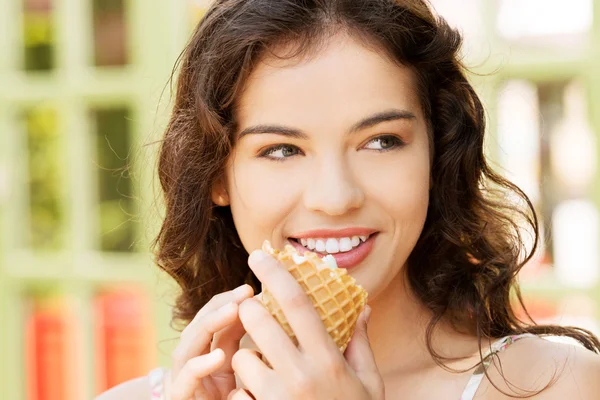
{"left": 289, "top": 235, "right": 373, "bottom": 254}
{"left": 286, "top": 233, "right": 378, "bottom": 270}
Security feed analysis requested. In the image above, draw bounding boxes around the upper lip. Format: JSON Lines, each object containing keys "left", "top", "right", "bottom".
{"left": 289, "top": 227, "right": 378, "bottom": 239}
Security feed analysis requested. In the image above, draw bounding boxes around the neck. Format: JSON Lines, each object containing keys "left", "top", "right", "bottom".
{"left": 366, "top": 268, "right": 492, "bottom": 377}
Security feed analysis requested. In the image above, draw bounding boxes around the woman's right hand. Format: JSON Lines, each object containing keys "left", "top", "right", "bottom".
{"left": 168, "top": 284, "right": 255, "bottom": 400}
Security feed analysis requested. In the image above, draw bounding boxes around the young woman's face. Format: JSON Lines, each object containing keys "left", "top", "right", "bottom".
{"left": 217, "top": 34, "right": 431, "bottom": 299}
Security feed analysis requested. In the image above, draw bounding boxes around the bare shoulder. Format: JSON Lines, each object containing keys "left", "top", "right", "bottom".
{"left": 94, "top": 376, "right": 151, "bottom": 400}
{"left": 476, "top": 336, "right": 600, "bottom": 399}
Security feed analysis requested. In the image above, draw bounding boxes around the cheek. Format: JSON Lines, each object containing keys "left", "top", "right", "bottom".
{"left": 226, "top": 161, "right": 300, "bottom": 250}
{"left": 359, "top": 150, "right": 430, "bottom": 221}
{"left": 354, "top": 154, "right": 429, "bottom": 298}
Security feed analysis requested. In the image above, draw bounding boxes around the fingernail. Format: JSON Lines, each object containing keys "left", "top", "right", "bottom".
{"left": 364, "top": 305, "right": 372, "bottom": 324}
{"left": 248, "top": 250, "right": 270, "bottom": 265}
{"left": 233, "top": 284, "right": 250, "bottom": 298}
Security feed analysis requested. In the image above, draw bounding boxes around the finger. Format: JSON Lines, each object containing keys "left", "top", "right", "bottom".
{"left": 210, "top": 312, "right": 247, "bottom": 353}
{"left": 238, "top": 333, "right": 261, "bottom": 354}
{"left": 172, "top": 285, "right": 254, "bottom": 373}
{"left": 248, "top": 250, "right": 336, "bottom": 355}
{"left": 238, "top": 298, "right": 301, "bottom": 374}
{"left": 207, "top": 316, "right": 249, "bottom": 397}
{"left": 189, "top": 284, "right": 254, "bottom": 332}
{"left": 344, "top": 306, "right": 383, "bottom": 397}
{"left": 231, "top": 348, "right": 273, "bottom": 399}
{"left": 170, "top": 349, "right": 225, "bottom": 400}
{"left": 226, "top": 388, "right": 255, "bottom": 400}
{"left": 172, "top": 301, "right": 239, "bottom": 377}
{"left": 209, "top": 292, "right": 261, "bottom": 368}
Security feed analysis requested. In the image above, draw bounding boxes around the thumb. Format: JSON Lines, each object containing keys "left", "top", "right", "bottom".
{"left": 344, "top": 305, "right": 377, "bottom": 373}
{"left": 344, "top": 305, "right": 384, "bottom": 397}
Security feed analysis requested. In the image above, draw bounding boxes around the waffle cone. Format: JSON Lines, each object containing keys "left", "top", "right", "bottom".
{"left": 259, "top": 240, "right": 368, "bottom": 356}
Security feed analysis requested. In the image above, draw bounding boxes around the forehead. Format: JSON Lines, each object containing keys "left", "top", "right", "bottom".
{"left": 235, "top": 34, "right": 422, "bottom": 128}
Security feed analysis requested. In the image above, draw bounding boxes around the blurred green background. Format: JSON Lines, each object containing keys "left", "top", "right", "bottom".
{"left": 1, "top": 0, "right": 599, "bottom": 399}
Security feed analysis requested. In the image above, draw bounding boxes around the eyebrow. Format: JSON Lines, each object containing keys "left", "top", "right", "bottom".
{"left": 237, "top": 108, "right": 417, "bottom": 139}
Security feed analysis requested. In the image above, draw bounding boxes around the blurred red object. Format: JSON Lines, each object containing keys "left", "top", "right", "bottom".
{"left": 94, "top": 286, "right": 155, "bottom": 394}
{"left": 25, "top": 297, "right": 79, "bottom": 400}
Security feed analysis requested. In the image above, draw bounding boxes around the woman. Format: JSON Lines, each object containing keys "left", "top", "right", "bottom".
{"left": 98, "top": 0, "right": 600, "bottom": 399}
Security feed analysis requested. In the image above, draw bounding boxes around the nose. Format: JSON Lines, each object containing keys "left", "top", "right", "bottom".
{"left": 303, "top": 158, "right": 365, "bottom": 216}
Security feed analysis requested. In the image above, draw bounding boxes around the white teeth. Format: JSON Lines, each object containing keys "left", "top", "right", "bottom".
{"left": 339, "top": 237, "right": 353, "bottom": 252}
{"left": 325, "top": 238, "right": 340, "bottom": 253}
{"left": 315, "top": 239, "right": 326, "bottom": 252}
{"left": 295, "top": 235, "right": 371, "bottom": 254}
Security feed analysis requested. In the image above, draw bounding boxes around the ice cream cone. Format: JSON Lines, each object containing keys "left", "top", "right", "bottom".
{"left": 259, "top": 240, "right": 368, "bottom": 356}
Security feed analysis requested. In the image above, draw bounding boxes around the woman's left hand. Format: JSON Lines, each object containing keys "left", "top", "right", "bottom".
{"left": 228, "top": 250, "right": 385, "bottom": 400}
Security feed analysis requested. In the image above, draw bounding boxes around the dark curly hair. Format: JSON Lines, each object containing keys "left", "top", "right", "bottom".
{"left": 152, "top": 0, "right": 600, "bottom": 396}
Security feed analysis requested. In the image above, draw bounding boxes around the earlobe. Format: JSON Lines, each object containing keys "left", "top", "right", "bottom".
{"left": 212, "top": 190, "right": 230, "bottom": 206}
{"left": 211, "top": 182, "right": 230, "bottom": 206}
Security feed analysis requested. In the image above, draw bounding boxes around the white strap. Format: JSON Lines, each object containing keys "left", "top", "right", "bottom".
{"left": 460, "top": 334, "right": 536, "bottom": 400}
{"left": 461, "top": 368, "right": 485, "bottom": 400}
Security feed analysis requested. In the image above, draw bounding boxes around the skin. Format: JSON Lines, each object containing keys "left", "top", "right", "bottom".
{"left": 224, "top": 32, "right": 430, "bottom": 306}
{"left": 95, "top": 31, "right": 600, "bottom": 400}
{"left": 214, "top": 31, "right": 600, "bottom": 399}
{"left": 213, "top": 31, "right": 488, "bottom": 398}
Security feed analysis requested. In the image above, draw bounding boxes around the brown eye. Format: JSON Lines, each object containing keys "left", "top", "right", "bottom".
{"left": 281, "top": 146, "right": 298, "bottom": 157}
{"left": 363, "top": 135, "right": 405, "bottom": 151}
{"left": 260, "top": 144, "right": 302, "bottom": 160}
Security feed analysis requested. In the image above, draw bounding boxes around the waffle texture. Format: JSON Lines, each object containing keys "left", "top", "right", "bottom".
{"left": 260, "top": 241, "right": 368, "bottom": 354}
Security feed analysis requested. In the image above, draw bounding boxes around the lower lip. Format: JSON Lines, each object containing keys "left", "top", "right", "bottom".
{"left": 287, "top": 234, "right": 377, "bottom": 270}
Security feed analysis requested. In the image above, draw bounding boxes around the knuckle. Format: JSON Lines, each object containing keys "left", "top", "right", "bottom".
{"left": 321, "top": 355, "right": 345, "bottom": 380}
{"left": 204, "top": 292, "right": 229, "bottom": 309}
{"left": 195, "top": 323, "right": 213, "bottom": 343}
{"left": 214, "top": 291, "right": 231, "bottom": 302}
{"left": 182, "top": 322, "right": 207, "bottom": 345}
{"left": 284, "top": 289, "right": 311, "bottom": 310}
{"left": 171, "top": 346, "right": 186, "bottom": 363}
{"left": 177, "top": 322, "right": 215, "bottom": 357}
{"left": 238, "top": 299, "right": 261, "bottom": 324}
{"left": 263, "top": 263, "right": 282, "bottom": 279}
{"left": 199, "top": 309, "right": 223, "bottom": 334}
{"left": 287, "top": 374, "right": 314, "bottom": 398}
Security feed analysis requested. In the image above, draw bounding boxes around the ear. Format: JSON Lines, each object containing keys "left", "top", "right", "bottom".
{"left": 211, "top": 179, "right": 230, "bottom": 206}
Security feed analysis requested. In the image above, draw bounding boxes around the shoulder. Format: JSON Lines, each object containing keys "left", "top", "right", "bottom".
{"left": 94, "top": 376, "right": 152, "bottom": 400}
{"left": 477, "top": 336, "right": 600, "bottom": 399}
